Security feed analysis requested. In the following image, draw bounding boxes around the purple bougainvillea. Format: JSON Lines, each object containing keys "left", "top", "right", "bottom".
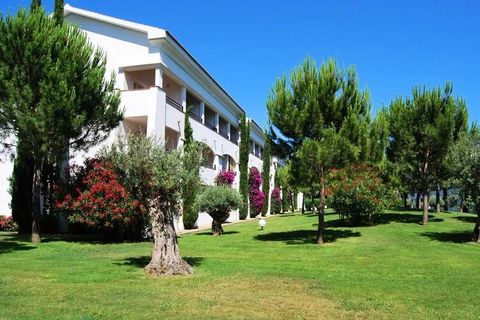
{"left": 215, "top": 170, "right": 236, "bottom": 187}
{"left": 248, "top": 168, "right": 265, "bottom": 216}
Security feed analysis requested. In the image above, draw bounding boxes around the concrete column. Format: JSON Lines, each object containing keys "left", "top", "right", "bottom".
{"left": 147, "top": 87, "right": 166, "bottom": 144}
{"left": 227, "top": 122, "right": 231, "bottom": 140}
{"left": 199, "top": 101, "right": 205, "bottom": 124}
{"left": 215, "top": 113, "right": 220, "bottom": 132}
{"left": 180, "top": 86, "right": 187, "bottom": 112}
{"left": 155, "top": 67, "right": 163, "bottom": 88}
{"left": 117, "top": 70, "right": 126, "bottom": 90}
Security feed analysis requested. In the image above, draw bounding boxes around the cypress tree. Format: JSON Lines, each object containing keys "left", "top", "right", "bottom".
{"left": 30, "top": 0, "right": 41, "bottom": 11}
{"left": 54, "top": 0, "right": 64, "bottom": 25}
{"left": 261, "top": 136, "right": 271, "bottom": 216}
{"left": 239, "top": 114, "right": 250, "bottom": 219}
{"left": 182, "top": 107, "right": 201, "bottom": 229}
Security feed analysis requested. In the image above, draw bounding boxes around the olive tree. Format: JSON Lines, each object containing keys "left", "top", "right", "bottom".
{"left": 195, "top": 186, "right": 242, "bottom": 236}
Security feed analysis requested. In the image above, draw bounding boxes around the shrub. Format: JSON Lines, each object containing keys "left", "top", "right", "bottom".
{"left": 271, "top": 187, "right": 282, "bottom": 214}
{"left": 0, "top": 215, "right": 18, "bottom": 232}
{"left": 304, "top": 198, "right": 320, "bottom": 211}
{"left": 215, "top": 170, "right": 236, "bottom": 187}
{"left": 249, "top": 167, "right": 265, "bottom": 217}
{"left": 328, "top": 164, "right": 393, "bottom": 226}
{"left": 195, "top": 186, "right": 242, "bottom": 235}
{"left": 57, "top": 160, "right": 147, "bottom": 241}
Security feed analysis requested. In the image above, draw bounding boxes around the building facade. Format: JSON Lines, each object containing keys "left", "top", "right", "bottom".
{"left": 0, "top": 5, "right": 278, "bottom": 229}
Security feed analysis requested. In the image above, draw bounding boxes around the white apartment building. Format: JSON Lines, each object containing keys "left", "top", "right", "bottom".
{"left": 0, "top": 5, "right": 277, "bottom": 230}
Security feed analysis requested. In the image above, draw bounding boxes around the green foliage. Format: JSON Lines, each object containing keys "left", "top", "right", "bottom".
{"left": 261, "top": 137, "right": 271, "bottom": 216}
{"left": 30, "top": 0, "right": 41, "bottom": 11}
{"left": 54, "top": 0, "right": 64, "bottom": 24}
{"left": 239, "top": 114, "right": 250, "bottom": 219}
{"left": 8, "top": 139, "right": 33, "bottom": 234}
{"left": 304, "top": 198, "right": 320, "bottom": 211}
{"left": 328, "top": 164, "right": 394, "bottom": 226}
{"left": 195, "top": 186, "right": 242, "bottom": 224}
{"left": 386, "top": 82, "right": 468, "bottom": 215}
{"left": 182, "top": 108, "right": 203, "bottom": 229}
{"left": 0, "top": 9, "right": 122, "bottom": 240}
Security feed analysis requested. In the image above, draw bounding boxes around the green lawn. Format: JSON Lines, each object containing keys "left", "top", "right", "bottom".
{"left": 1, "top": 210, "right": 479, "bottom": 319}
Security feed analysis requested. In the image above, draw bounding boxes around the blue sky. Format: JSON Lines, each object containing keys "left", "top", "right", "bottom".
{"left": 1, "top": 0, "right": 478, "bottom": 127}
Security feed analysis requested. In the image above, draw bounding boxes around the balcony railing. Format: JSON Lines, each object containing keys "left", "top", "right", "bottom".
{"left": 189, "top": 111, "right": 202, "bottom": 123}
{"left": 219, "top": 129, "right": 229, "bottom": 139}
{"left": 166, "top": 96, "right": 183, "bottom": 112}
{"left": 205, "top": 121, "right": 217, "bottom": 132}
{"left": 229, "top": 136, "right": 238, "bottom": 145}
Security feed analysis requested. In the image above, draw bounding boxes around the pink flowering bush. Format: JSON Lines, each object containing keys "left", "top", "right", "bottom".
{"left": 0, "top": 215, "right": 18, "bottom": 232}
{"left": 271, "top": 187, "right": 282, "bottom": 214}
{"left": 215, "top": 170, "right": 236, "bottom": 187}
{"left": 57, "top": 160, "right": 147, "bottom": 241}
{"left": 249, "top": 168, "right": 265, "bottom": 216}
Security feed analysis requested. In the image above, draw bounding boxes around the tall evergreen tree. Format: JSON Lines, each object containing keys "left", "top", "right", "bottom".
{"left": 30, "top": 0, "right": 41, "bottom": 11}
{"left": 0, "top": 9, "right": 123, "bottom": 243}
{"left": 261, "top": 136, "right": 271, "bottom": 216}
{"left": 182, "top": 107, "right": 201, "bottom": 229}
{"left": 268, "top": 58, "right": 376, "bottom": 244}
{"left": 387, "top": 82, "right": 468, "bottom": 225}
{"left": 53, "top": 0, "right": 64, "bottom": 24}
{"left": 239, "top": 114, "right": 250, "bottom": 219}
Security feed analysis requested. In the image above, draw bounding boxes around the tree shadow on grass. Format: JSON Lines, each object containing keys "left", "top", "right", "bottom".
{"left": 0, "top": 234, "right": 36, "bottom": 255}
{"left": 420, "top": 230, "right": 474, "bottom": 243}
{"left": 253, "top": 229, "right": 360, "bottom": 245}
{"left": 455, "top": 215, "right": 477, "bottom": 224}
{"left": 193, "top": 231, "right": 239, "bottom": 236}
{"left": 114, "top": 256, "right": 204, "bottom": 268}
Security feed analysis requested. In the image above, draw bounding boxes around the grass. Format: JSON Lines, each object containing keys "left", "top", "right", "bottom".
{"left": 1, "top": 209, "right": 479, "bottom": 319}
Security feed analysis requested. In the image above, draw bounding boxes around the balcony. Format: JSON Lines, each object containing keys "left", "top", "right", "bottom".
{"left": 205, "top": 120, "right": 217, "bottom": 132}
{"left": 166, "top": 95, "right": 183, "bottom": 112}
{"left": 219, "top": 128, "right": 229, "bottom": 140}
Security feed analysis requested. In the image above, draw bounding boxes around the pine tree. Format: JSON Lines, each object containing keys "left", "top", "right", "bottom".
{"left": 239, "top": 114, "right": 250, "bottom": 219}
{"left": 267, "top": 57, "right": 375, "bottom": 244}
{"left": 0, "top": 9, "right": 123, "bottom": 243}
{"left": 387, "top": 82, "right": 468, "bottom": 225}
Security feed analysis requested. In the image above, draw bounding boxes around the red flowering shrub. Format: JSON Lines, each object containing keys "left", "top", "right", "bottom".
{"left": 249, "top": 168, "right": 265, "bottom": 217}
{"left": 215, "top": 170, "right": 236, "bottom": 187}
{"left": 57, "top": 160, "right": 146, "bottom": 240}
{"left": 270, "top": 187, "right": 282, "bottom": 214}
{"left": 328, "top": 164, "right": 393, "bottom": 226}
{"left": 0, "top": 215, "right": 18, "bottom": 232}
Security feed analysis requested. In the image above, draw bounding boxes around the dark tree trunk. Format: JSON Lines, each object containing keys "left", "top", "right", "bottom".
{"left": 435, "top": 185, "right": 441, "bottom": 213}
{"left": 317, "top": 168, "right": 325, "bottom": 245}
{"left": 422, "top": 192, "right": 429, "bottom": 226}
{"left": 472, "top": 212, "right": 480, "bottom": 242}
{"left": 301, "top": 195, "right": 305, "bottom": 214}
{"left": 403, "top": 192, "right": 408, "bottom": 208}
{"left": 31, "top": 155, "right": 42, "bottom": 244}
{"left": 460, "top": 197, "right": 464, "bottom": 213}
{"left": 211, "top": 219, "right": 224, "bottom": 236}
{"left": 443, "top": 187, "right": 448, "bottom": 212}
{"left": 416, "top": 193, "right": 420, "bottom": 209}
{"left": 145, "top": 204, "right": 193, "bottom": 276}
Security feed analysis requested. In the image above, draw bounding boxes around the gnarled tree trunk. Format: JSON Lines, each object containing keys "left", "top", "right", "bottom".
{"left": 145, "top": 204, "right": 193, "bottom": 276}
{"left": 212, "top": 219, "right": 224, "bottom": 236}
